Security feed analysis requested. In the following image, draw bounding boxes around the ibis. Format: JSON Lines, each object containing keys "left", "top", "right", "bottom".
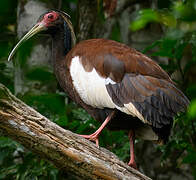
{"left": 8, "top": 10, "right": 190, "bottom": 169}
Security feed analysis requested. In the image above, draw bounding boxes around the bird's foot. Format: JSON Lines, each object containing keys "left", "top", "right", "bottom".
{"left": 77, "top": 111, "right": 115, "bottom": 148}
{"left": 128, "top": 160, "right": 137, "bottom": 169}
{"left": 78, "top": 132, "right": 99, "bottom": 147}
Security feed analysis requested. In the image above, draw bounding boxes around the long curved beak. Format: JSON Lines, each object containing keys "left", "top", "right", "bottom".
{"left": 8, "top": 22, "right": 46, "bottom": 61}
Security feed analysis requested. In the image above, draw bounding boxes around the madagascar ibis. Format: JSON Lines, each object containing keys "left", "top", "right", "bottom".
{"left": 8, "top": 10, "right": 190, "bottom": 169}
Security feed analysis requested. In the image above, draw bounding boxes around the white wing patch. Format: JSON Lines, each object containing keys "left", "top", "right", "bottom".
{"left": 70, "top": 56, "right": 145, "bottom": 123}
{"left": 70, "top": 56, "right": 115, "bottom": 108}
{"left": 116, "top": 104, "right": 146, "bottom": 123}
{"left": 105, "top": 77, "right": 116, "bottom": 85}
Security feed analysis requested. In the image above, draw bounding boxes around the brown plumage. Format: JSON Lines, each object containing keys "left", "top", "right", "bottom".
{"left": 63, "top": 39, "right": 188, "bottom": 142}
{"left": 67, "top": 39, "right": 171, "bottom": 81}
{"left": 8, "top": 10, "right": 190, "bottom": 169}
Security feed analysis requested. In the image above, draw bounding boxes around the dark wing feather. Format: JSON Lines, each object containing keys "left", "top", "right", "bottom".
{"left": 68, "top": 39, "right": 190, "bottom": 122}
{"left": 106, "top": 74, "right": 189, "bottom": 128}
{"left": 68, "top": 39, "right": 189, "bottom": 122}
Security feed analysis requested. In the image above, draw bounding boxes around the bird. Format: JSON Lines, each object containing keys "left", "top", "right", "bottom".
{"left": 8, "top": 10, "right": 190, "bottom": 169}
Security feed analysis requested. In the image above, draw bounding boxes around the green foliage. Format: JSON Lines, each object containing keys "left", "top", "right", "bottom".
{"left": 26, "top": 67, "right": 55, "bottom": 82}
{"left": 16, "top": 40, "right": 36, "bottom": 68}
{"left": 188, "top": 99, "right": 196, "bottom": 118}
{"left": 130, "top": 0, "right": 196, "bottom": 31}
{"left": 130, "top": 9, "right": 176, "bottom": 31}
{"left": 110, "top": 22, "right": 121, "bottom": 42}
{"left": 132, "top": 0, "right": 196, "bottom": 178}
{"left": 173, "top": 0, "right": 196, "bottom": 21}
{"left": 0, "top": 0, "right": 16, "bottom": 92}
{"left": 0, "top": 137, "right": 59, "bottom": 180}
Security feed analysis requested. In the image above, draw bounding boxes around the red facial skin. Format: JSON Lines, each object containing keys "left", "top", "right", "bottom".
{"left": 41, "top": 11, "right": 59, "bottom": 27}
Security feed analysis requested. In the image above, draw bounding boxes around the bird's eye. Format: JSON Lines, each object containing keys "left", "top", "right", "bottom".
{"left": 48, "top": 14, "right": 54, "bottom": 19}
{"left": 43, "top": 12, "right": 58, "bottom": 23}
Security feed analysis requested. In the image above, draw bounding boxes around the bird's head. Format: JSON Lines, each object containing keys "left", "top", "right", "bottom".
{"left": 8, "top": 10, "right": 76, "bottom": 61}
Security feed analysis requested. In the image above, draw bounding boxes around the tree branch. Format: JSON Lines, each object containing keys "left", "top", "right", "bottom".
{"left": 0, "top": 83, "right": 151, "bottom": 180}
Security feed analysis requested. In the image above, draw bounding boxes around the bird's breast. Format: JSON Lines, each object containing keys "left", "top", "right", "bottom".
{"left": 70, "top": 56, "right": 115, "bottom": 109}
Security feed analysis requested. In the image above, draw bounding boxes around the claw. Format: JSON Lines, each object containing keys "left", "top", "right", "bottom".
{"left": 128, "top": 159, "right": 137, "bottom": 169}
{"left": 79, "top": 133, "right": 100, "bottom": 147}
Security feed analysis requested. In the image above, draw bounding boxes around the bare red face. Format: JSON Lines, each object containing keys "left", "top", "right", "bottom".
{"left": 42, "top": 11, "right": 59, "bottom": 26}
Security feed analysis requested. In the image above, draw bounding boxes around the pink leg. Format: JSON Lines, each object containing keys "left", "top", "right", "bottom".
{"left": 128, "top": 130, "right": 137, "bottom": 169}
{"left": 78, "top": 111, "right": 115, "bottom": 147}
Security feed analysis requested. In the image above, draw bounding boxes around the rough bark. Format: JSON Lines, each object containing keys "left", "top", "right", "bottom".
{"left": 0, "top": 83, "right": 151, "bottom": 180}
{"left": 76, "top": 0, "right": 98, "bottom": 41}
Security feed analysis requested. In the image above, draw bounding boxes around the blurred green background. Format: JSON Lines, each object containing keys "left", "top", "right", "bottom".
{"left": 0, "top": 0, "right": 196, "bottom": 179}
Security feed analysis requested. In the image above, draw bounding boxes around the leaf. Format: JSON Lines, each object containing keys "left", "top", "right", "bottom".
{"left": 21, "top": 93, "right": 67, "bottom": 121}
{"left": 130, "top": 9, "right": 159, "bottom": 31}
{"left": 173, "top": 0, "right": 196, "bottom": 22}
{"left": 190, "top": 33, "right": 196, "bottom": 62}
{"left": 130, "top": 9, "right": 176, "bottom": 31}
{"left": 26, "top": 67, "right": 55, "bottom": 82}
{"left": 183, "top": 150, "right": 196, "bottom": 164}
{"left": 186, "top": 84, "right": 196, "bottom": 99}
{"left": 0, "top": 137, "right": 18, "bottom": 148}
{"left": 174, "top": 40, "right": 188, "bottom": 60}
{"left": 0, "top": 41, "right": 11, "bottom": 58}
{"left": 151, "top": 38, "right": 177, "bottom": 58}
{"left": 142, "top": 40, "right": 162, "bottom": 53}
{"left": 55, "top": 116, "right": 68, "bottom": 127}
{"left": 16, "top": 39, "right": 36, "bottom": 67}
{"left": 110, "top": 22, "right": 121, "bottom": 42}
{"left": 159, "top": 11, "right": 177, "bottom": 27}
{"left": 188, "top": 99, "right": 196, "bottom": 119}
